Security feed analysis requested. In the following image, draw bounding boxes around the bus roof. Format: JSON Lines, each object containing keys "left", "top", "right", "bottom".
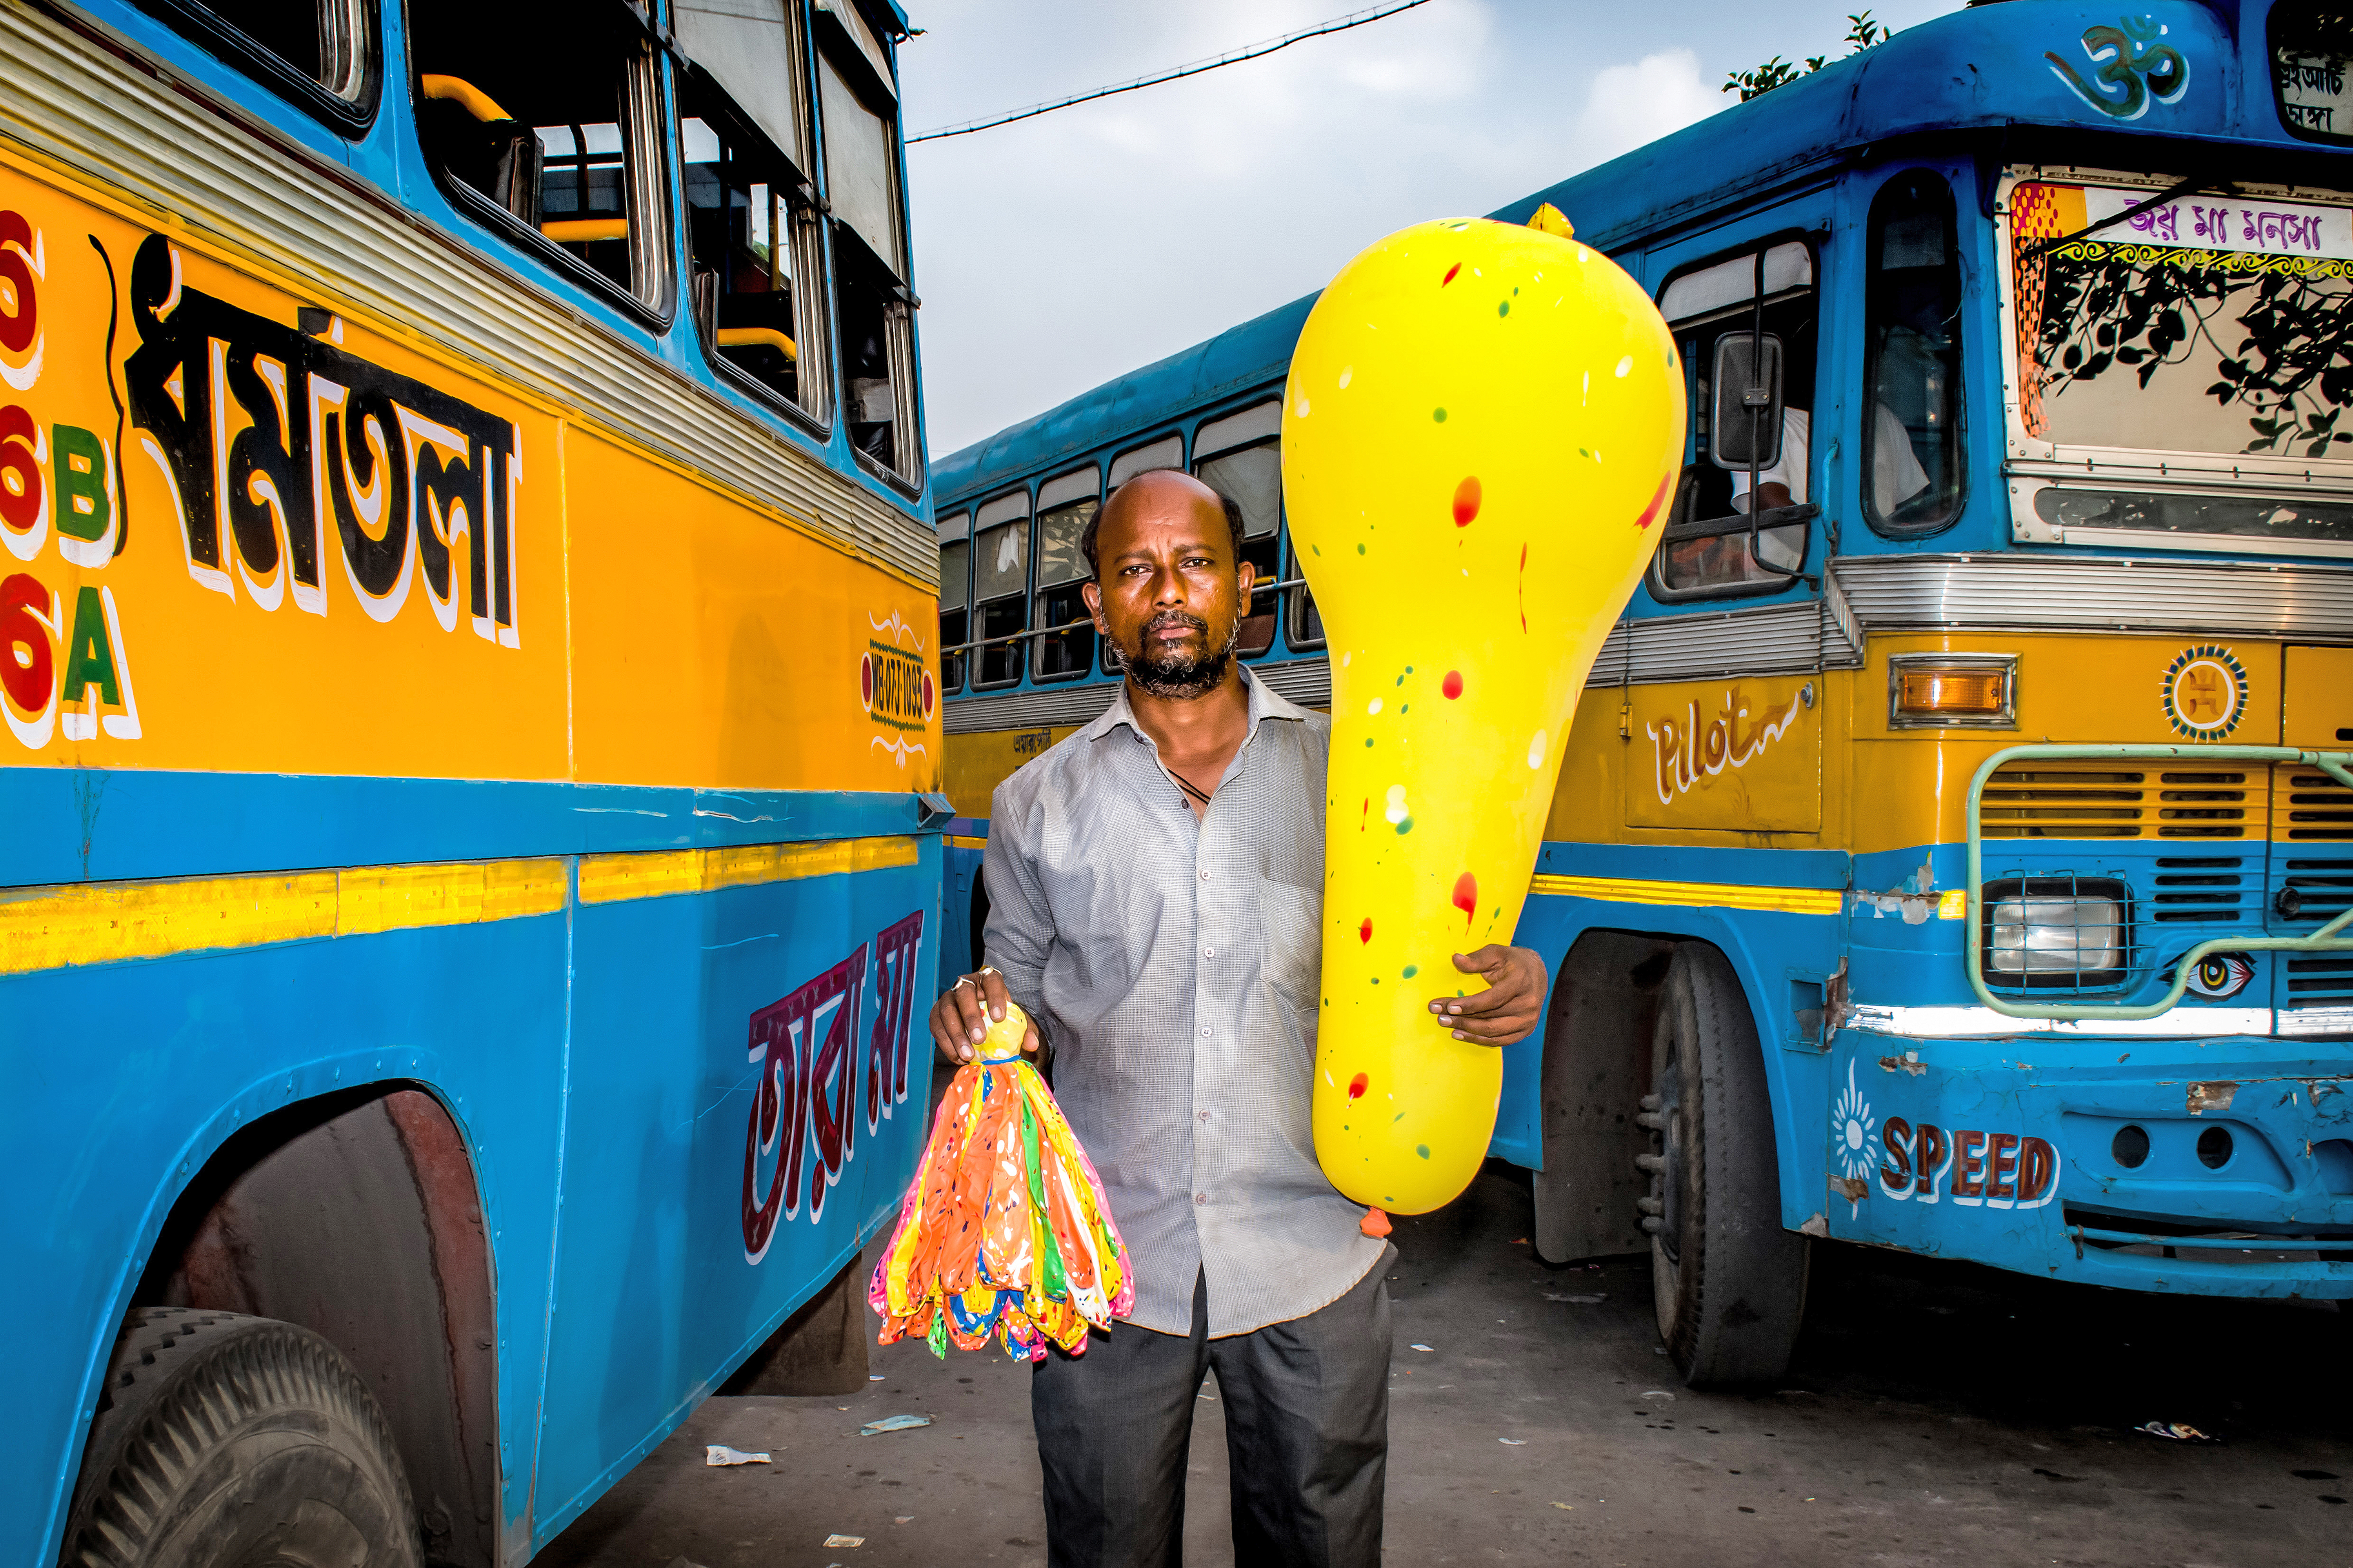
{"left": 932, "top": 0, "right": 2315, "bottom": 512}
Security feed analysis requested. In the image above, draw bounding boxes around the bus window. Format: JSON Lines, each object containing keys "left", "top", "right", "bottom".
{"left": 676, "top": 0, "right": 833, "bottom": 424}
{"left": 410, "top": 4, "right": 667, "bottom": 311}
{"left": 1193, "top": 400, "right": 1282, "bottom": 658}
{"left": 1101, "top": 434, "right": 1185, "bottom": 672}
{"left": 1286, "top": 541, "right": 1326, "bottom": 650}
{"left": 972, "top": 490, "right": 1029, "bottom": 689}
{"left": 1651, "top": 240, "right": 1817, "bottom": 599}
{"left": 1863, "top": 172, "right": 1964, "bottom": 534}
{"left": 138, "top": 0, "right": 375, "bottom": 123}
{"left": 817, "top": 26, "right": 918, "bottom": 483}
{"left": 1032, "top": 469, "right": 1100, "bottom": 681}
{"left": 939, "top": 513, "right": 969, "bottom": 694}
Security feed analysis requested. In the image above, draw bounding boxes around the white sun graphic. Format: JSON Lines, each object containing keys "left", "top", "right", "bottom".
{"left": 1833, "top": 1060, "right": 1877, "bottom": 1181}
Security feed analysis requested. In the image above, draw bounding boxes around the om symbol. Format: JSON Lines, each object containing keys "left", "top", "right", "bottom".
{"left": 2045, "top": 15, "right": 2191, "bottom": 120}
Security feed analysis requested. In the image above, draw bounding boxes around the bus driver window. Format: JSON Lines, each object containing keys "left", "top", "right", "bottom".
{"left": 676, "top": 0, "right": 835, "bottom": 425}
{"left": 410, "top": 3, "right": 667, "bottom": 311}
{"left": 1864, "top": 171, "right": 1966, "bottom": 533}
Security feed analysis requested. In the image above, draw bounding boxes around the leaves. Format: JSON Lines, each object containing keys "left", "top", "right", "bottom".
{"left": 1724, "top": 9, "right": 1887, "bottom": 99}
{"left": 2036, "top": 245, "right": 2353, "bottom": 456}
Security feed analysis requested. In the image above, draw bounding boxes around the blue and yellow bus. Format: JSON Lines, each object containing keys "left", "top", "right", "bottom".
{"left": 1, "top": 2, "right": 944, "bottom": 1563}
{"left": 934, "top": 0, "right": 2353, "bottom": 1386}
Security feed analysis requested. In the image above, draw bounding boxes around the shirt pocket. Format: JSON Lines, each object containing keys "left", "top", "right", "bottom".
{"left": 1258, "top": 877, "right": 1323, "bottom": 1021}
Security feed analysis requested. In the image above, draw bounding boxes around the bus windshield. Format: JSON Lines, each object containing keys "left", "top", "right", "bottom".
{"left": 2011, "top": 179, "right": 2353, "bottom": 545}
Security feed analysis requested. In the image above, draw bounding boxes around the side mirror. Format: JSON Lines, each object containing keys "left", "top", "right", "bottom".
{"left": 1709, "top": 332, "right": 1784, "bottom": 470}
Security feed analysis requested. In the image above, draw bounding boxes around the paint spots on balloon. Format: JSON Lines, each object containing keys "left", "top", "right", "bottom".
{"left": 1615, "top": 354, "right": 1633, "bottom": 378}
{"left": 1338, "top": 365, "right": 1352, "bottom": 388}
{"left": 1442, "top": 262, "right": 1460, "bottom": 286}
{"left": 1360, "top": 797, "right": 1369, "bottom": 832}
{"left": 1356, "top": 543, "right": 1366, "bottom": 555}
{"left": 1452, "top": 476, "right": 1481, "bottom": 526}
{"left": 1527, "top": 729, "right": 1548, "bottom": 768}
{"left": 1295, "top": 392, "right": 1310, "bottom": 417}
{"left": 1517, "top": 542, "right": 1528, "bottom": 633}
{"left": 1453, "top": 872, "right": 1478, "bottom": 928}
{"left": 1395, "top": 817, "right": 1413, "bottom": 834}
{"left": 1385, "top": 784, "right": 1409, "bottom": 825}
{"left": 1367, "top": 698, "right": 1383, "bottom": 715}
{"left": 1347, "top": 1072, "right": 1368, "bottom": 1101}
{"left": 1497, "top": 300, "right": 1510, "bottom": 317}
{"left": 1432, "top": 407, "right": 1447, "bottom": 423}
{"left": 1416, "top": 1145, "right": 1432, "bottom": 1159}
{"left": 1634, "top": 469, "right": 1672, "bottom": 530}
{"left": 1359, "top": 917, "right": 1373, "bottom": 944}
{"left": 1402, "top": 964, "right": 1418, "bottom": 979}
{"left": 1442, "top": 670, "right": 1463, "bottom": 700}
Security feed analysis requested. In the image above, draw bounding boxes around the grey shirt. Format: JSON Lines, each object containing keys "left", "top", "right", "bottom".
{"left": 981, "top": 668, "right": 1388, "bottom": 1338}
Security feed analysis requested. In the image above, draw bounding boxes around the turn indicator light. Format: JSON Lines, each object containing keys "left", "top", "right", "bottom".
{"left": 1887, "top": 653, "right": 2017, "bottom": 729}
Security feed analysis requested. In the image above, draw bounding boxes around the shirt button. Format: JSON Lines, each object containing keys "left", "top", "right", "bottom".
{"left": 1199, "top": 1110, "right": 1211, "bottom": 1122}
{"left": 1203, "top": 946, "right": 1215, "bottom": 958}
{"left": 1201, "top": 1025, "right": 1213, "bottom": 1037}
{"left": 1200, "top": 868, "right": 1212, "bottom": 881}
{"left": 1194, "top": 1193, "right": 1208, "bottom": 1206}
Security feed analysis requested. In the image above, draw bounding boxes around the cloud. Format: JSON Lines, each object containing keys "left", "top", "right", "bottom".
{"left": 1570, "top": 50, "right": 1722, "bottom": 169}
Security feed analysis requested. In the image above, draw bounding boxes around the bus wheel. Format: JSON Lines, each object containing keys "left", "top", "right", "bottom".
{"left": 60, "top": 1308, "right": 422, "bottom": 1568}
{"left": 1639, "top": 944, "right": 1809, "bottom": 1388}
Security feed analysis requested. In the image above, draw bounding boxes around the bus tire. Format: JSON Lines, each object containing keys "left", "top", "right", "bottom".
{"left": 1643, "top": 944, "right": 1809, "bottom": 1388}
{"left": 60, "top": 1307, "right": 423, "bottom": 1568}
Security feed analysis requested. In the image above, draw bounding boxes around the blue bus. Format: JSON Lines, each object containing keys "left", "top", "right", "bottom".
{"left": 2, "top": 2, "right": 945, "bottom": 1563}
{"left": 933, "top": 0, "right": 2353, "bottom": 1386}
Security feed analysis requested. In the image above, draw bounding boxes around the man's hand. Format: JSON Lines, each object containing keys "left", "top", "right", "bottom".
{"left": 929, "top": 966, "right": 1043, "bottom": 1065}
{"left": 1426, "top": 945, "right": 1549, "bottom": 1046}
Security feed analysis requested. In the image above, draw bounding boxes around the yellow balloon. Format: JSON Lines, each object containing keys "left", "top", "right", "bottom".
{"left": 1283, "top": 209, "right": 1686, "bottom": 1214}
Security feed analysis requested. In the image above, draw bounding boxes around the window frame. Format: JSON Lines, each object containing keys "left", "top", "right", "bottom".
{"left": 1860, "top": 168, "right": 1967, "bottom": 540}
{"left": 936, "top": 509, "right": 970, "bottom": 695}
{"left": 407, "top": 5, "right": 676, "bottom": 331}
{"left": 675, "top": 81, "right": 835, "bottom": 435}
{"left": 1645, "top": 233, "right": 1822, "bottom": 605}
{"left": 1189, "top": 413, "right": 1284, "bottom": 661}
{"left": 1029, "top": 467, "right": 1100, "bottom": 684}
{"left": 137, "top": 0, "right": 384, "bottom": 135}
{"left": 969, "top": 487, "right": 1031, "bottom": 691}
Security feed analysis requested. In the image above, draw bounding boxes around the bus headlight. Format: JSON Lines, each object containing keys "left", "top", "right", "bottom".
{"left": 1888, "top": 652, "right": 2017, "bottom": 729}
{"left": 1985, "top": 881, "right": 2127, "bottom": 982}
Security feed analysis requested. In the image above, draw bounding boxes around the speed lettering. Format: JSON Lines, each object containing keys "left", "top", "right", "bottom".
{"left": 1878, "top": 1116, "right": 2060, "bottom": 1208}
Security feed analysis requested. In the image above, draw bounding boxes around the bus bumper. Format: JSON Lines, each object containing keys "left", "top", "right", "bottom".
{"left": 1817, "top": 1029, "right": 2353, "bottom": 1299}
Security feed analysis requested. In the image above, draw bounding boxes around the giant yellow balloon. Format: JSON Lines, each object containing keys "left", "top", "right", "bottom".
{"left": 1284, "top": 209, "right": 1685, "bottom": 1214}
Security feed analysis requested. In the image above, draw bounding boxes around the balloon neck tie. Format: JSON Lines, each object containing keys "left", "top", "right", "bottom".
{"left": 979, "top": 1049, "right": 1026, "bottom": 1066}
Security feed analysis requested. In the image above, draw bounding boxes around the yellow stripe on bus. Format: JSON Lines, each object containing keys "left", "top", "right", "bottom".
{"left": 576, "top": 835, "right": 918, "bottom": 905}
{"left": 1528, "top": 872, "right": 1843, "bottom": 916}
{"left": 0, "top": 858, "right": 567, "bottom": 976}
{"left": 1, "top": 836, "right": 920, "bottom": 974}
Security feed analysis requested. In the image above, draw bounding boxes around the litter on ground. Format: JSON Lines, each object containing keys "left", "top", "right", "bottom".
{"left": 1639, "top": 1391, "right": 1676, "bottom": 1401}
{"left": 2135, "top": 1421, "right": 2217, "bottom": 1442}
{"left": 704, "top": 1445, "right": 770, "bottom": 1466}
{"left": 1499, "top": 1438, "right": 1527, "bottom": 1446}
{"left": 1410, "top": 1343, "right": 1435, "bottom": 1352}
{"left": 823, "top": 1535, "right": 865, "bottom": 1548}
{"left": 860, "top": 1414, "right": 933, "bottom": 1437}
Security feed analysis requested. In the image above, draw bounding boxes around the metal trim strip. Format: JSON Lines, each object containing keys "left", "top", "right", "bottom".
{"left": 1832, "top": 553, "right": 2353, "bottom": 640}
{"left": 0, "top": 5, "right": 935, "bottom": 585}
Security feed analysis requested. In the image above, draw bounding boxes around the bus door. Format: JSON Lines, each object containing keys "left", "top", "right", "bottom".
{"left": 1627, "top": 220, "right": 1833, "bottom": 840}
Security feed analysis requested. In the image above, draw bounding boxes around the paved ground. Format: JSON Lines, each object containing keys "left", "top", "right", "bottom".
{"left": 541, "top": 1137, "right": 2352, "bottom": 1568}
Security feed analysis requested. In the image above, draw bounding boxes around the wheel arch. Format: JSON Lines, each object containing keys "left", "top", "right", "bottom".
{"left": 122, "top": 1082, "right": 499, "bottom": 1568}
{"left": 1528, "top": 907, "right": 1834, "bottom": 1255}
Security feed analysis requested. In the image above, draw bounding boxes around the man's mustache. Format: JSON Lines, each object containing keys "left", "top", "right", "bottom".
{"left": 1139, "top": 610, "right": 1210, "bottom": 638}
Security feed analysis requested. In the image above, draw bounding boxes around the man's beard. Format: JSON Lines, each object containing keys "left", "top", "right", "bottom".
{"left": 1113, "top": 609, "right": 1238, "bottom": 699}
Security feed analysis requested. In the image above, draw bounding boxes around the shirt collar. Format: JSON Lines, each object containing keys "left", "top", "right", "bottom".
{"left": 1081, "top": 665, "right": 1310, "bottom": 747}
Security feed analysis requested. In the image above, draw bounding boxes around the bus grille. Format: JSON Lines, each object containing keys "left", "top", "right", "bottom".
{"left": 2277, "top": 850, "right": 2353, "bottom": 1003}
{"left": 2276, "top": 767, "right": 2353, "bottom": 841}
{"left": 1980, "top": 765, "right": 2263, "bottom": 839}
{"left": 2148, "top": 856, "right": 2249, "bottom": 923}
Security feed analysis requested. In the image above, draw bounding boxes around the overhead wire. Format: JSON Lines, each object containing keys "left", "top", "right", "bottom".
{"left": 906, "top": 0, "right": 1434, "bottom": 145}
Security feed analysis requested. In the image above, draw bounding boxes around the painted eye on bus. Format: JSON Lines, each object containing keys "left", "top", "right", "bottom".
{"left": 2186, "top": 952, "right": 2255, "bottom": 1000}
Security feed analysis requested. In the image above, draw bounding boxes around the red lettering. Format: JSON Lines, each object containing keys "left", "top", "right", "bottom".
{"left": 2016, "top": 1137, "right": 2058, "bottom": 1205}
{"left": 1953, "top": 1130, "right": 1987, "bottom": 1198}
{"left": 0, "top": 211, "right": 36, "bottom": 356}
{"left": 0, "top": 404, "right": 40, "bottom": 538}
{"left": 1914, "top": 1123, "right": 1947, "bottom": 1198}
{"left": 1987, "top": 1132, "right": 2019, "bottom": 1201}
{"left": 1880, "top": 1116, "right": 1913, "bottom": 1194}
{"left": 0, "top": 571, "right": 50, "bottom": 713}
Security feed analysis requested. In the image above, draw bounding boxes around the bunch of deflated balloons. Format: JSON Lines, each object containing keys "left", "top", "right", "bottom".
{"left": 870, "top": 1003, "right": 1133, "bottom": 1360}
{"left": 1287, "top": 205, "right": 1684, "bottom": 1215}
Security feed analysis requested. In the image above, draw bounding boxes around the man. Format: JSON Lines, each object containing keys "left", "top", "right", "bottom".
{"left": 927, "top": 469, "right": 1551, "bottom": 1568}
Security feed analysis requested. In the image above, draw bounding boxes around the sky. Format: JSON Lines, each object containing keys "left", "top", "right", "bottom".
{"left": 896, "top": 0, "right": 1966, "bottom": 460}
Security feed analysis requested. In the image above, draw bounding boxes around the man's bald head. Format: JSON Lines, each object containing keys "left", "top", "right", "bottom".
{"left": 1082, "top": 468, "right": 1245, "bottom": 581}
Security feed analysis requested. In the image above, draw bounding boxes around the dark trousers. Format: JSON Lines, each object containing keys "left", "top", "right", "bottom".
{"left": 1031, "top": 1257, "right": 1393, "bottom": 1568}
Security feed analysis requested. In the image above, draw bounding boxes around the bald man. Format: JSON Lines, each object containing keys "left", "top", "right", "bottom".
{"left": 929, "top": 469, "right": 1549, "bottom": 1568}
